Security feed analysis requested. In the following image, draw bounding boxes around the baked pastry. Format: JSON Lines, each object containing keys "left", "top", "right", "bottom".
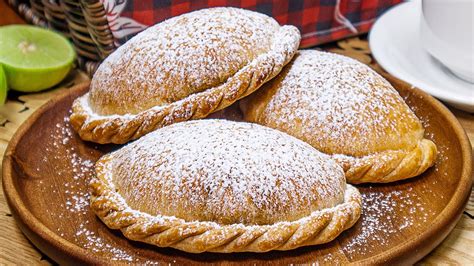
{"left": 70, "top": 7, "right": 300, "bottom": 144}
{"left": 240, "top": 50, "right": 437, "bottom": 184}
{"left": 90, "top": 120, "right": 362, "bottom": 253}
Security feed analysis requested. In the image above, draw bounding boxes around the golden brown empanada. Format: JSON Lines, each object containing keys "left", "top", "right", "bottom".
{"left": 70, "top": 7, "right": 300, "bottom": 144}
{"left": 90, "top": 120, "right": 362, "bottom": 253}
{"left": 241, "top": 50, "right": 437, "bottom": 184}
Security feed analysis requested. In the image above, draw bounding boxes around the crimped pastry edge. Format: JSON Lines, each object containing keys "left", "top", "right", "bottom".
{"left": 89, "top": 154, "right": 362, "bottom": 253}
{"left": 70, "top": 25, "right": 301, "bottom": 144}
{"left": 333, "top": 139, "right": 438, "bottom": 184}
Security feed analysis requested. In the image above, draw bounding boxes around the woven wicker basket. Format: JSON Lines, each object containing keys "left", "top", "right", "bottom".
{"left": 7, "top": 0, "right": 115, "bottom": 76}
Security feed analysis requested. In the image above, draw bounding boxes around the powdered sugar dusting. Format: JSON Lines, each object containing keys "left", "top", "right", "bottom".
{"left": 41, "top": 115, "right": 137, "bottom": 262}
{"left": 75, "top": 223, "right": 134, "bottom": 262}
{"left": 254, "top": 50, "right": 424, "bottom": 157}
{"left": 105, "top": 119, "right": 346, "bottom": 225}
{"left": 341, "top": 186, "right": 436, "bottom": 258}
{"left": 90, "top": 7, "right": 284, "bottom": 115}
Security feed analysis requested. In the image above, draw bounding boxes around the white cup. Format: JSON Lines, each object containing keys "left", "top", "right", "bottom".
{"left": 420, "top": 0, "right": 474, "bottom": 83}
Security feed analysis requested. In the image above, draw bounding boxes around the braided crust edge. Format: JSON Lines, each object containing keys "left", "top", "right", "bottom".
{"left": 333, "top": 139, "right": 437, "bottom": 184}
{"left": 69, "top": 26, "right": 300, "bottom": 144}
{"left": 90, "top": 155, "right": 362, "bottom": 253}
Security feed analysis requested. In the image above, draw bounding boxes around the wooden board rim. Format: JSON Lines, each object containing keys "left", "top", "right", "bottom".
{"left": 2, "top": 79, "right": 473, "bottom": 264}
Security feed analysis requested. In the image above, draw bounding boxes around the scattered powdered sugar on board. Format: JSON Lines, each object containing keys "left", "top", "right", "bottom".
{"left": 342, "top": 186, "right": 436, "bottom": 257}
{"left": 75, "top": 223, "right": 134, "bottom": 262}
{"left": 41, "top": 114, "right": 137, "bottom": 262}
{"left": 49, "top": 116, "right": 95, "bottom": 216}
{"left": 432, "top": 142, "right": 450, "bottom": 180}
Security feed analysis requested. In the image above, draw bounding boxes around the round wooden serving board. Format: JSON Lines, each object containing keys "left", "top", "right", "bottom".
{"left": 2, "top": 76, "right": 473, "bottom": 265}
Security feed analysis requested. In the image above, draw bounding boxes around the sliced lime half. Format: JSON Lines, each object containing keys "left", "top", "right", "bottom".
{"left": 0, "top": 25, "right": 76, "bottom": 92}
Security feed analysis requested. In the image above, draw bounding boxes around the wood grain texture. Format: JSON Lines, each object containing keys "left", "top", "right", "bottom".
{"left": 0, "top": 71, "right": 89, "bottom": 266}
{"left": 0, "top": 4, "right": 472, "bottom": 263}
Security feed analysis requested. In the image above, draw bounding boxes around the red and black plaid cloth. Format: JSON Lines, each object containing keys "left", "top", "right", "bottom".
{"left": 118, "top": 0, "right": 402, "bottom": 47}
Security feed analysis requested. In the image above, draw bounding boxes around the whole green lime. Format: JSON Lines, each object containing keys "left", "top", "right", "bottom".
{"left": 0, "top": 25, "right": 76, "bottom": 92}
{"left": 0, "top": 64, "right": 7, "bottom": 105}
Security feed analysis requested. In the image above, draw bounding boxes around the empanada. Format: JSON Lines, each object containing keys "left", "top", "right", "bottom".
{"left": 241, "top": 50, "right": 437, "bottom": 184}
{"left": 90, "top": 120, "right": 361, "bottom": 253}
{"left": 70, "top": 7, "right": 300, "bottom": 144}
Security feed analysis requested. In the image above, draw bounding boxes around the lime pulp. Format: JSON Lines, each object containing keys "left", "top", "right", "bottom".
{"left": 0, "top": 25, "right": 76, "bottom": 92}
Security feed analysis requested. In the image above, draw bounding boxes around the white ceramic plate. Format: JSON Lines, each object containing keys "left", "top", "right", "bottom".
{"left": 369, "top": 0, "right": 474, "bottom": 112}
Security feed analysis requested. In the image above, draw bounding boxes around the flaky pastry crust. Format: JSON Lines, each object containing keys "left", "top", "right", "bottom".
{"left": 70, "top": 8, "right": 300, "bottom": 144}
{"left": 240, "top": 50, "right": 437, "bottom": 184}
{"left": 332, "top": 139, "right": 437, "bottom": 184}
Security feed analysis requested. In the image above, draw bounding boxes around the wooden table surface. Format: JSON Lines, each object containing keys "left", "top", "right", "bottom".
{"left": 0, "top": 1, "right": 472, "bottom": 264}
